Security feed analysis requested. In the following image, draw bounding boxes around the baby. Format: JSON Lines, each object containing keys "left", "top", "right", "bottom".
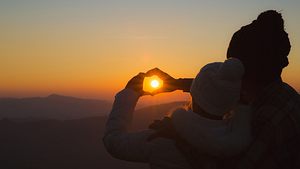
{"left": 170, "top": 58, "right": 252, "bottom": 164}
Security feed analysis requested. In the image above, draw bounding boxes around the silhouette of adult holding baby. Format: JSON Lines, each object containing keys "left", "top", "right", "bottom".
{"left": 103, "top": 10, "right": 300, "bottom": 169}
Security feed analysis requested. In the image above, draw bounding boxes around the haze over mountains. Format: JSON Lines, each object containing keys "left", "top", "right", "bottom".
{"left": 0, "top": 94, "right": 187, "bottom": 169}
{"left": 0, "top": 94, "right": 112, "bottom": 120}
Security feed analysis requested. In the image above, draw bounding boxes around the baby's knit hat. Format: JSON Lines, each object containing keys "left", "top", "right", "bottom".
{"left": 190, "top": 58, "right": 244, "bottom": 116}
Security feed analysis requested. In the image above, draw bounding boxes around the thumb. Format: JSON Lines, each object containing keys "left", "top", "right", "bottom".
{"left": 150, "top": 88, "right": 164, "bottom": 96}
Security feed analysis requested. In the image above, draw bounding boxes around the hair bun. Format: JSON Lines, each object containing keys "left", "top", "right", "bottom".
{"left": 256, "top": 10, "right": 284, "bottom": 31}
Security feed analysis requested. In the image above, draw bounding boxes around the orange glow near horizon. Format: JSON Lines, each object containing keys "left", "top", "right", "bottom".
{"left": 1, "top": 1, "right": 300, "bottom": 100}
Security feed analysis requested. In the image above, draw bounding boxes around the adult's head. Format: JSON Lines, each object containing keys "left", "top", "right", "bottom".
{"left": 227, "top": 10, "right": 291, "bottom": 86}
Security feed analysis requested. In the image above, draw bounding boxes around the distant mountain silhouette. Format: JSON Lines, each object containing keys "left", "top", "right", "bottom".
{"left": 131, "top": 101, "right": 187, "bottom": 130}
{"left": 0, "top": 101, "right": 187, "bottom": 169}
{"left": 0, "top": 94, "right": 112, "bottom": 120}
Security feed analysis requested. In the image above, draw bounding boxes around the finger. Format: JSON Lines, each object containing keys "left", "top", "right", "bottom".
{"left": 143, "top": 91, "right": 152, "bottom": 96}
{"left": 150, "top": 88, "right": 164, "bottom": 96}
{"left": 147, "top": 69, "right": 171, "bottom": 81}
{"left": 134, "top": 72, "right": 146, "bottom": 81}
{"left": 137, "top": 72, "right": 146, "bottom": 77}
{"left": 146, "top": 67, "right": 160, "bottom": 73}
{"left": 146, "top": 68, "right": 163, "bottom": 76}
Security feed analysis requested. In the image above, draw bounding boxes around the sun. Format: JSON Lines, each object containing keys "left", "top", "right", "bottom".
{"left": 150, "top": 80, "right": 160, "bottom": 88}
{"left": 143, "top": 75, "right": 163, "bottom": 93}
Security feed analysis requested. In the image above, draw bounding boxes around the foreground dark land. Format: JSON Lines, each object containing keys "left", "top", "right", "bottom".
{"left": 0, "top": 102, "right": 185, "bottom": 169}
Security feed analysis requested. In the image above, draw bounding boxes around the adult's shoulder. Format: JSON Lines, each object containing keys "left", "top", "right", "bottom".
{"left": 256, "top": 81, "right": 300, "bottom": 107}
{"left": 282, "top": 82, "right": 300, "bottom": 107}
{"left": 251, "top": 81, "right": 300, "bottom": 134}
{"left": 282, "top": 82, "right": 300, "bottom": 97}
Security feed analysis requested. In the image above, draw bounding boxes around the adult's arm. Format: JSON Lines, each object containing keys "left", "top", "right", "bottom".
{"left": 171, "top": 104, "right": 252, "bottom": 158}
{"left": 103, "top": 88, "right": 154, "bottom": 162}
{"left": 103, "top": 73, "right": 154, "bottom": 162}
{"left": 176, "top": 78, "right": 194, "bottom": 92}
{"left": 103, "top": 70, "right": 193, "bottom": 162}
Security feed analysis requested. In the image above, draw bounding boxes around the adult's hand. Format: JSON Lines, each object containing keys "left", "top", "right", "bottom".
{"left": 146, "top": 68, "right": 178, "bottom": 95}
{"left": 146, "top": 68, "right": 193, "bottom": 95}
{"left": 125, "top": 72, "right": 149, "bottom": 96}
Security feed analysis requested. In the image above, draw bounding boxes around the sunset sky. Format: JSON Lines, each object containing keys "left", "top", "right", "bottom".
{"left": 1, "top": 0, "right": 300, "bottom": 101}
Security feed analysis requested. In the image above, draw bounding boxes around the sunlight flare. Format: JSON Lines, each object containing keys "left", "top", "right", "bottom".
{"left": 143, "top": 75, "right": 163, "bottom": 93}
{"left": 150, "top": 79, "right": 160, "bottom": 88}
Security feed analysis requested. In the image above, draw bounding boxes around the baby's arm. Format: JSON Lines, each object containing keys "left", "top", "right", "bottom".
{"left": 215, "top": 104, "right": 252, "bottom": 157}
{"left": 171, "top": 105, "right": 252, "bottom": 158}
